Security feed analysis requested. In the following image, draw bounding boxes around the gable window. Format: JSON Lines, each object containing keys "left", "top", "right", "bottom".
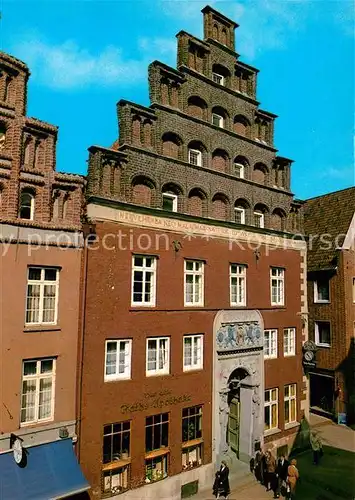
{"left": 182, "top": 405, "right": 203, "bottom": 470}
{"left": 230, "top": 264, "right": 246, "bottom": 306}
{"left": 19, "top": 191, "right": 35, "bottom": 220}
{"left": 314, "top": 278, "right": 330, "bottom": 303}
{"left": 188, "top": 149, "right": 202, "bottom": 166}
{"left": 264, "top": 388, "right": 278, "bottom": 431}
{"left": 146, "top": 337, "right": 170, "bottom": 376}
{"left": 26, "top": 267, "right": 59, "bottom": 325}
{"left": 234, "top": 207, "right": 245, "bottom": 225}
{"left": 284, "top": 384, "right": 297, "bottom": 425}
{"left": 184, "top": 260, "right": 204, "bottom": 306}
{"left": 234, "top": 162, "right": 245, "bottom": 179}
{"left": 21, "top": 359, "right": 55, "bottom": 425}
{"left": 212, "top": 113, "right": 224, "bottom": 128}
{"left": 102, "top": 421, "right": 130, "bottom": 495}
{"left": 254, "top": 210, "right": 264, "bottom": 228}
{"left": 131, "top": 255, "right": 156, "bottom": 306}
{"left": 315, "top": 321, "right": 331, "bottom": 347}
{"left": 270, "top": 267, "right": 285, "bottom": 306}
{"left": 283, "top": 328, "right": 296, "bottom": 356}
{"left": 104, "top": 340, "right": 132, "bottom": 381}
{"left": 162, "top": 192, "right": 178, "bottom": 212}
{"left": 145, "top": 413, "right": 169, "bottom": 483}
{"left": 264, "top": 329, "right": 277, "bottom": 359}
{"left": 212, "top": 73, "right": 224, "bottom": 86}
{"left": 183, "top": 334, "right": 203, "bottom": 371}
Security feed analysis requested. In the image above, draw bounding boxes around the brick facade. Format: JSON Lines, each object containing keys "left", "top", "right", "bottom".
{"left": 81, "top": 6, "right": 308, "bottom": 499}
{"left": 0, "top": 51, "right": 85, "bottom": 461}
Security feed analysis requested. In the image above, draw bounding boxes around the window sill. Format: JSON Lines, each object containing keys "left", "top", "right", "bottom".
{"left": 146, "top": 371, "right": 170, "bottom": 378}
{"left": 183, "top": 367, "right": 203, "bottom": 373}
{"left": 145, "top": 448, "right": 169, "bottom": 460}
{"left": 104, "top": 376, "right": 131, "bottom": 383}
{"left": 102, "top": 459, "right": 131, "bottom": 471}
{"left": 285, "top": 421, "right": 299, "bottom": 431}
{"left": 284, "top": 353, "right": 296, "bottom": 357}
{"left": 20, "top": 417, "right": 54, "bottom": 428}
{"left": 24, "top": 325, "right": 61, "bottom": 333}
{"left": 182, "top": 437, "right": 203, "bottom": 448}
{"left": 264, "top": 356, "right": 278, "bottom": 360}
{"left": 316, "top": 343, "right": 331, "bottom": 348}
{"left": 314, "top": 301, "right": 330, "bottom": 304}
{"left": 264, "top": 427, "right": 281, "bottom": 437}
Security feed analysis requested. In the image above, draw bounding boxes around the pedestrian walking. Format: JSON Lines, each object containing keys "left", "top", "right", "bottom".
{"left": 276, "top": 453, "right": 289, "bottom": 498}
{"left": 212, "top": 461, "right": 230, "bottom": 499}
{"left": 286, "top": 458, "right": 299, "bottom": 499}
{"left": 254, "top": 449, "right": 264, "bottom": 484}
{"left": 265, "top": 450, "right": 278, "bottom": 497}
{"left": 310, "top": 430, "right": 323, "bottom": 465}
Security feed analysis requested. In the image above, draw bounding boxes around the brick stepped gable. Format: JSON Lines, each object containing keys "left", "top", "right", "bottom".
{"left": 0, "top": 51, "right": 84, "bottom": 231}
{"left": 87, "top": 5, "right": 303, "bottom": 234}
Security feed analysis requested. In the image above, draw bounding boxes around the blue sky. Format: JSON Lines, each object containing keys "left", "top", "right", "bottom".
{"left": 1, "top": 0, "right": 354, "bottom": 199}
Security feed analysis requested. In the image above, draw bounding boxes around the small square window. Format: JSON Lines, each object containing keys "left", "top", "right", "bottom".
{"left": 283, "top": 328, "right": 296, "bottom": 356}
{"left": 183, "top": 335, "right": 203, "bottom": 371}
{"left": 212, "top": 114, "right": 224, "bottom": 128}
{"left": 264, "top": 329, "right": 277, "bottom": 359}
{"left": 163, "top": 193, "right": 178, "bottom": 212}
{"left": 234, "top": 207, "right": 245, "bottom": 225}
{"left": 314, "top": 278, "right": 330, "bottom": 303}
{"left": 234, "top": 163, "right": 245, "bottom": 179}
{"left": 212, "top": 73, "right": 224, "bottom": 86}
{"left": 188, "top": 149, "right": 202, "bottom": 167}
{"left": 254, "top": 211, "right": 264, "bottom": 228}
{"left": 315, "top": 321, "right": 331, "bottom": 347}
{"left": 104, "top": 340, "right": 132, "bottom": 381}
{"left": 146, "top": 337, "right": 170, "bottom": 376}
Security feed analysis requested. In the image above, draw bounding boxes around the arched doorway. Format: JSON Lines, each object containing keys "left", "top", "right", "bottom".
{"left": 227, "top": 368, "right": 249, "bottom": 459}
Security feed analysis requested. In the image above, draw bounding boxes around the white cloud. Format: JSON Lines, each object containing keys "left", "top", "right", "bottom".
{"left": 11, "top": 34, "right": 175, "bottom": 90}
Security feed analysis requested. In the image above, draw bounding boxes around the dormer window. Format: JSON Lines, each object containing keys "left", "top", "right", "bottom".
{"left": 212, "top": 113, "right": 224, "bottom": 128}
{"left": 212, "top": 73, "right": 224, "bottom": 86}
{"left": 188, "top": 149, "right": 202, "bottom": 167}
{"left": 19, "top": 191, "right": 35, "bottom": 220}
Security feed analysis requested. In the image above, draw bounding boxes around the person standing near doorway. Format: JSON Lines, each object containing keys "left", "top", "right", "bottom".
{"left": 310, "top": 430, "right": 323, "bottom": 465}
{"left": 286, "top": 459, "right": 299, "bottom": 499}
{"left": 265, "top": 450, "right": 277, "bottom": 497}
{"left": 213, "top": 461, "right": 230, "bottom": 499}
{"left": 276, "top": 454, "right": 289, "bottom": 498}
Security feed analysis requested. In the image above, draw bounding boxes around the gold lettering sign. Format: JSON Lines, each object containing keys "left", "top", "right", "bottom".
{"left": 120, "top": 390, "right": 191, "bottom": 414}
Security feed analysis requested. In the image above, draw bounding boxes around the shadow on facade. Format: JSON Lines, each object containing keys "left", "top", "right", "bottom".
{"left": 288, "top": 417, "right": 312, "bottom": 458}
{"left": 337, "top": 337, "right": 355, "bottom": 425}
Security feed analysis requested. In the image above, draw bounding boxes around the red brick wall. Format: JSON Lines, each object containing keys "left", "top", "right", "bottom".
{"left": 79, "top": 219, "right": 303, "bottom": 495}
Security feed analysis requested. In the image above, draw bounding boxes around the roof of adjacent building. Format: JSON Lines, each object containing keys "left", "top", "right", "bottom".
{"left": 303, "top": 186, "right": 355, "bottom": 270}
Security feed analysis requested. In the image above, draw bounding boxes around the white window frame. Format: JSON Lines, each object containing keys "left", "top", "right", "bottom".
{"left": 212, "top": 113, "right": 224, "bottom": 128}
{"left": 183, "top": 334, "right": 203, "bottom": 371}
{"left": 20, "top": 192, "right": 35, "bottom": 220}
{"left": 234, "top": 207, "right": 245, "bottom": 225}
{"left": 264, "top": 388, "right": 278, "bottom": 431}
{"left": 315, "top": 321, "right": 331, "bottom": 347}
{"left": 284, "top": 383, "right": 297, "bottom": 425}
{"left": 146, "top": 337, "right": 170, "bottom": 376}
{"left": 234, "top": 162, "right": 245, "bottom": 179}
{"left": 270, "top": 267, "right": 285, "bottom": 306}
{"left": 283, "top": 328, "right": 296, "bottom": 356}
{"left": 104, "top": 339, "right": 132, "bottom": 381}
{"left": 184, "top": 260, "right": 204, "bottom": 307}
{"left": 212, "top": 72, "right": 225, "bottom": 86}
{"left": 254, "top": 210, "right": 264, "bottom": 228}
{"left": 188, "top": 149, "right": 202, "bottom": 167}
{"left": 313, "top": 279, "right": 330, "bottom": 303}
{"left": 25, "top": 267, "right": 59, "bottom": 325}
{"left": 229, "top": 264, "right": 246, "bottom": 306}
{"left": 131, "top": 255, "right": 157, "bottom": 307}
{"left": 162, "top": 192, "right": 178, "bottom": 212}
{"left": 20, "top": 358, "right": 56, "bottom": 426}
{"left": 264, "top": 329, "right": 278, "bottom": 359}
{"left": 353, "top": 277, "right": 355, "bottom": 303}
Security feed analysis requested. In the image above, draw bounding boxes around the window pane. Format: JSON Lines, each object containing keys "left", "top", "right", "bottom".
{"left": 41, "top": 360, "right": 53, "bottom": 373}
{"left": 38, "top": 377, "right": 52, "bottom": 419}
{"left": 28, "top": 268, "right": 41, "bottom": 280}
{"left": 44, "top": 269, "right": 57, "bottom": 281}
{"left": 23, "top": 361, "right": 37, "bottom": 376}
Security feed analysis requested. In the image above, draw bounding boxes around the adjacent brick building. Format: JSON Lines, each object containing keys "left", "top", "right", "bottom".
{"left": 304, "top": 187, "right": 355, "bottom": 422}
{"left": 0, "top": 52, "right": 88, "bottom": 498}
{"left": 80, "top": 6, "right": 308, "bottom": 499}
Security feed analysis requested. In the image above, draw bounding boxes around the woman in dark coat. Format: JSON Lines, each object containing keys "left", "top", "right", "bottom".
{"left": 212, "top": 461, "right": 230, "bottom": 498}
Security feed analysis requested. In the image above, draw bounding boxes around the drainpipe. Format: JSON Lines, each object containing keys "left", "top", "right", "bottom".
{"left": 75, "top": 226, "right": 91, "bottom": 461}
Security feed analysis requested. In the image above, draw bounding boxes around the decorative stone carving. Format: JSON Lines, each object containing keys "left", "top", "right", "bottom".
{"left": 216, "top": 321, "right": 262, "bottom": 351}
{"left": 219, "top": 390, "right": 229, "bottom": 454}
